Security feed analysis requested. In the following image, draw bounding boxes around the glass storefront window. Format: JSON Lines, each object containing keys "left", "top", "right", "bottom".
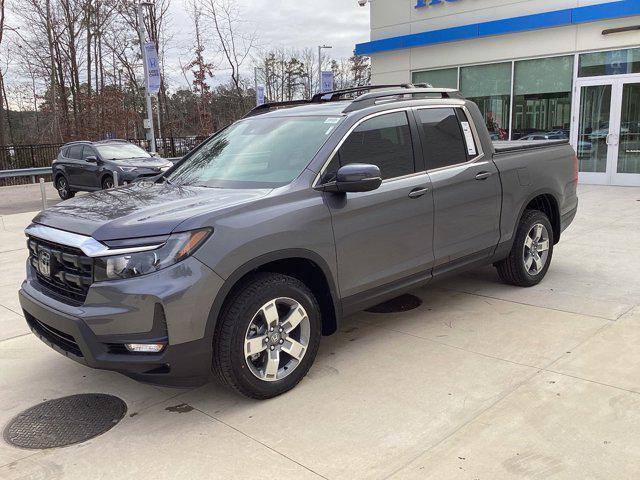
{"left": 618, "top": 83, "right": 640, "bottom": 175}
{"left": 579, "top": 48, "right": 640, "bottom": 77}
{"left": 512, "top": 56, "right": 573, "bottom": 140}
{"left": 412, "top": 68, "right": 458, "bottom": 89}
{"left": 460, "top": 63, "right": 511, "bottom": 140}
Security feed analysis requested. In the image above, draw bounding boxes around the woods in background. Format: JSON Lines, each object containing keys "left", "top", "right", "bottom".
{"left": 0, "top": 0, "right": 371, "bottom": 147}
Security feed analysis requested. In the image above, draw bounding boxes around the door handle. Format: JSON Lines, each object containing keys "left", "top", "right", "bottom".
{"left": 475, "top": 171, "right": 492, "bottom": 180}
{"left": 408, "top": 187, "right": 429, "bottom": 199}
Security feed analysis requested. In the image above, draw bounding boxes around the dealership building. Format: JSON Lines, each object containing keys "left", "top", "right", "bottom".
{"left": 356, "top": 0, "right": 640, "bottom": 186}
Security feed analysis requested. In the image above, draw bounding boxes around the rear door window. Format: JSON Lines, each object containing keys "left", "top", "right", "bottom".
{"left": 416, "top": 108, "right": 470, "bottom": 170}
{"left": 326, "top": 111, "right": 415, "bottom": 181}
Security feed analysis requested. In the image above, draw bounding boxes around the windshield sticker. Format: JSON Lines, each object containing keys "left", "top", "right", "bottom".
{"left": 325, "top": 126, "right": 335, "bottom": 135}
{"left": 324, "top": 117, "right": 341, "bottom": 124}
{"left": 460, "top": 122, "right": 477, "bottom": 156}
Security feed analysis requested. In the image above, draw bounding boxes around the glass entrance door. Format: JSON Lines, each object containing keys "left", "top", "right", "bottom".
{"left": 572, "top": 76, "right": 640, "bottom": 186}
{"left": 613, "top": 81, "right": 640, "bottom": 185}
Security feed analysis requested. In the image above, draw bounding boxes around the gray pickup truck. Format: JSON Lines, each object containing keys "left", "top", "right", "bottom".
{"left": 18, "top": 85, "right": 578, "bottom": 399}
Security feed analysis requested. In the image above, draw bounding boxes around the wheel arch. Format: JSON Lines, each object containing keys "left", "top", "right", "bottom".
{"left": 205, "top": 249, "right": 341, "bottom": 341}
{"left": 52, "top": 168, "right": 66, "bottom": 185}
{"left": 522, "top": 191, "right": 561, "bottom": 244}
{"left": 100, "top": 170, "right": 114, "bottom": 187}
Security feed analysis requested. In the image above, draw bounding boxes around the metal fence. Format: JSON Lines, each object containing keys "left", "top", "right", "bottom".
{"left": 0, "top": 136, "right": 208, "bottom": 186}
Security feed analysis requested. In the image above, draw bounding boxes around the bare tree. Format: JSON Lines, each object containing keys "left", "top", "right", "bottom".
{"left": 201, "top": 0, "right": 255, "bottom": 98}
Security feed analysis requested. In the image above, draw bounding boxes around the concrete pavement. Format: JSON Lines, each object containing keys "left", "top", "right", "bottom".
{"left": 0, "top": 182, "right": 63, "bottom": 215}
{"left": 0, "top": 185, "right": 639, "bottom": 479}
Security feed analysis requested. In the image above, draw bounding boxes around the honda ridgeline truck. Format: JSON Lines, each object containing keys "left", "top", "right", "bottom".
{"left": 19, "top": 85, "right": 578, "bottom": 399}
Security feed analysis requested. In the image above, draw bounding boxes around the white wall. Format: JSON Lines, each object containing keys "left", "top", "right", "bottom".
{"left": 368, "top": 0, "right": 640, "bottom": 83}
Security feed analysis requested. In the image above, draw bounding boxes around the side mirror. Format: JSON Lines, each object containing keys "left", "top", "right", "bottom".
{"left": 321, "top": 163, "right": 382, "bottom": 193}
{"left": 85, "top": 156, "right": 98, "bottom": 163}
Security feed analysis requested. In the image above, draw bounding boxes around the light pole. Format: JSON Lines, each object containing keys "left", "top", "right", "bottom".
{"left": 318, "top": 45, "right": 332, "bottom": 94}
{"left": 137, "top": 0, "right": 156, "bottom": 154}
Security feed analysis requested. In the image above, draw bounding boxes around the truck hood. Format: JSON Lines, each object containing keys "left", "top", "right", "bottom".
{"left": 32, "top": 182, "right": 271, "bottom": 241}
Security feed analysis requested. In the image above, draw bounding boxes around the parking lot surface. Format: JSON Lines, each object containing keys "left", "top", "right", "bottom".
{"left": 0, "top": 182, "right": 63, "bottom": 215}
{"left": 0, "top": 185, "right": 639, "bottom": 479}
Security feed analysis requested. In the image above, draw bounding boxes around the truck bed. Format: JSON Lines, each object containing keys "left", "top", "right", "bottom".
{"left": 493, "top": 139, "right": 569, "bottom": 154}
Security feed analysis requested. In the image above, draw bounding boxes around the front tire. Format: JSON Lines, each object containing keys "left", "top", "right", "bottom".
{"left": 55, "top": 175, "right": 75, "bottom": 200}
{"left": 495, "top": 209, "right": 554, "bottom": 287}
{"left": 212, "top": 272, "right": 322, "bottom": 399}
{"left": 101, "top": 175, "right": 114, "bottom": 190}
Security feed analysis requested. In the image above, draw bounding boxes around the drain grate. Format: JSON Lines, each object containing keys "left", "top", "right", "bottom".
{"left": 3, "top": 394, "right": 127, "bottom": 450}
{"left": 365, "top": 294, "right": 423, "bottom": 314}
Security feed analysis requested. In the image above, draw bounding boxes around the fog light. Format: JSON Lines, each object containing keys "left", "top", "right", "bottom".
{"left": 125, "top": 343, "right": 166, "bottom": 353}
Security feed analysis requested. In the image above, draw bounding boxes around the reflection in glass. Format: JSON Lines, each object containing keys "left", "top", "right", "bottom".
{"left": 579, "top": 48, "right": 640, "bottom": 77}
{"left": 412, "top": 68, "right": 458, "bottom": 89}
{"left": 460, "top": 63, "right": 511, "bottom": 140}
{"left": 617, "top": 83, "right": 640, "bottom": 175}
{"left": 512, "top": 56, "right": 573, "bottom": 140}
{"left": 577, "top": 85, "right": 611, "bottom": 173}
{"left": 168, "top": 116, "right": 341, "bottom": 188}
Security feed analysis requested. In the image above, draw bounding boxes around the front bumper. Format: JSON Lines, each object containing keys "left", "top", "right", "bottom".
{"left": 19, "top": 256, "right": 224, "bottom": 387}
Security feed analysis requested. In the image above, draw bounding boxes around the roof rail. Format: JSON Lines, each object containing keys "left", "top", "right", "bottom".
{"left": 310, "top": 83, "right": 417, "bottom": 102}
{"left": 243, "top": 99, "right": 313, "bottom": 118}
{"left": 242, "top": 84, "right": 464, "bottom": 117}
{"left": 342, "top": 87, "right": 463, "bottom": 113}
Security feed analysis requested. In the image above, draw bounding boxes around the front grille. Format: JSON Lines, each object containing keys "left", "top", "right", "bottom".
{"left": 28, "top": 237, "right": 93, "bottom": 305}
{"left": 26, "top": 313, "right": 83, "bottom": 357}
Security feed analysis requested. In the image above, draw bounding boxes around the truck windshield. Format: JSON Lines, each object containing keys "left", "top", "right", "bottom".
{"left": 167, "top": 115, "right": 342, "bottom": 188}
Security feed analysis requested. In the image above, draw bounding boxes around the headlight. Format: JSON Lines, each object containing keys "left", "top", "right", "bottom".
{"left": 120, "top": 166, "right": 138, "bottom": 172}
{"left": 93, "top": 228, "right": 212, "bottom": 282}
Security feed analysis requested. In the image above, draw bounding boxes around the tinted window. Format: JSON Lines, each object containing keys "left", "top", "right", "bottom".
{"left": 330, "top": 112, "right": 414, "bottom": 180}
{"left": 67, "top": 145, "right": 83, "bottom": 159}
{"left": 417, "top": 108, "right": 468, "bottom": 170}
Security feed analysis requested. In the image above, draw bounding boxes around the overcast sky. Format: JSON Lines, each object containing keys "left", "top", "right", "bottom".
{"left": 165, "top": 0, "right": 371, "bottom": 89}
{"left": 3, "top": 0, "right": 371, "bottom": 96}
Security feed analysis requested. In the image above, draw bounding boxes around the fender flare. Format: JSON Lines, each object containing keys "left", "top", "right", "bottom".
{"left": 510, "top": 188, "right": 561, "bottom": 248}
{"left": 203, "top": 248, "right": 341, "bottom": 340}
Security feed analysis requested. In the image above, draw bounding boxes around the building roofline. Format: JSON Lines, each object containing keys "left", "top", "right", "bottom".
{"left": 355, "top": 0, "right": 640, "bottom": 56}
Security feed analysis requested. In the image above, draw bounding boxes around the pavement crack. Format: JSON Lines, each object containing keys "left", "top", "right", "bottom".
{"left": 192, "top": 405, "right": 330, "bottom": 479}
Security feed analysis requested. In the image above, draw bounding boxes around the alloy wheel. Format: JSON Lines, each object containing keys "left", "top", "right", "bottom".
{"left": 58, "top": 178, "right": 68, "bottom": 197}
{"left": 522, "top": 223, "right": 550, "bottom": 275}
{"left": 244, "top": 297, "right": 310, "bottom": 382}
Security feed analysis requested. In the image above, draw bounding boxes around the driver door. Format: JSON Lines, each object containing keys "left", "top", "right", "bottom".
{"left": 323, "top": 110, "right": 434, "bottom": 309}
{"left": 80, "top": 146, "right": 101, "bottom": 188}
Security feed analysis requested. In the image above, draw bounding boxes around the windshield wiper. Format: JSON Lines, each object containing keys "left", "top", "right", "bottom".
{"left": 157, "top": 175, "right": 174, "bottom": 186}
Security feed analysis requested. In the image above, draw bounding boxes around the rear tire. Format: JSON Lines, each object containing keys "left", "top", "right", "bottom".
{"left": 55, "top": 175, "right": 75, "bottom": 200}
{"left": 495, "top": 209, "right": 554, "bottom": 287}
{"left": 212, "top": 272, "right": 322, "bottom": 399}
